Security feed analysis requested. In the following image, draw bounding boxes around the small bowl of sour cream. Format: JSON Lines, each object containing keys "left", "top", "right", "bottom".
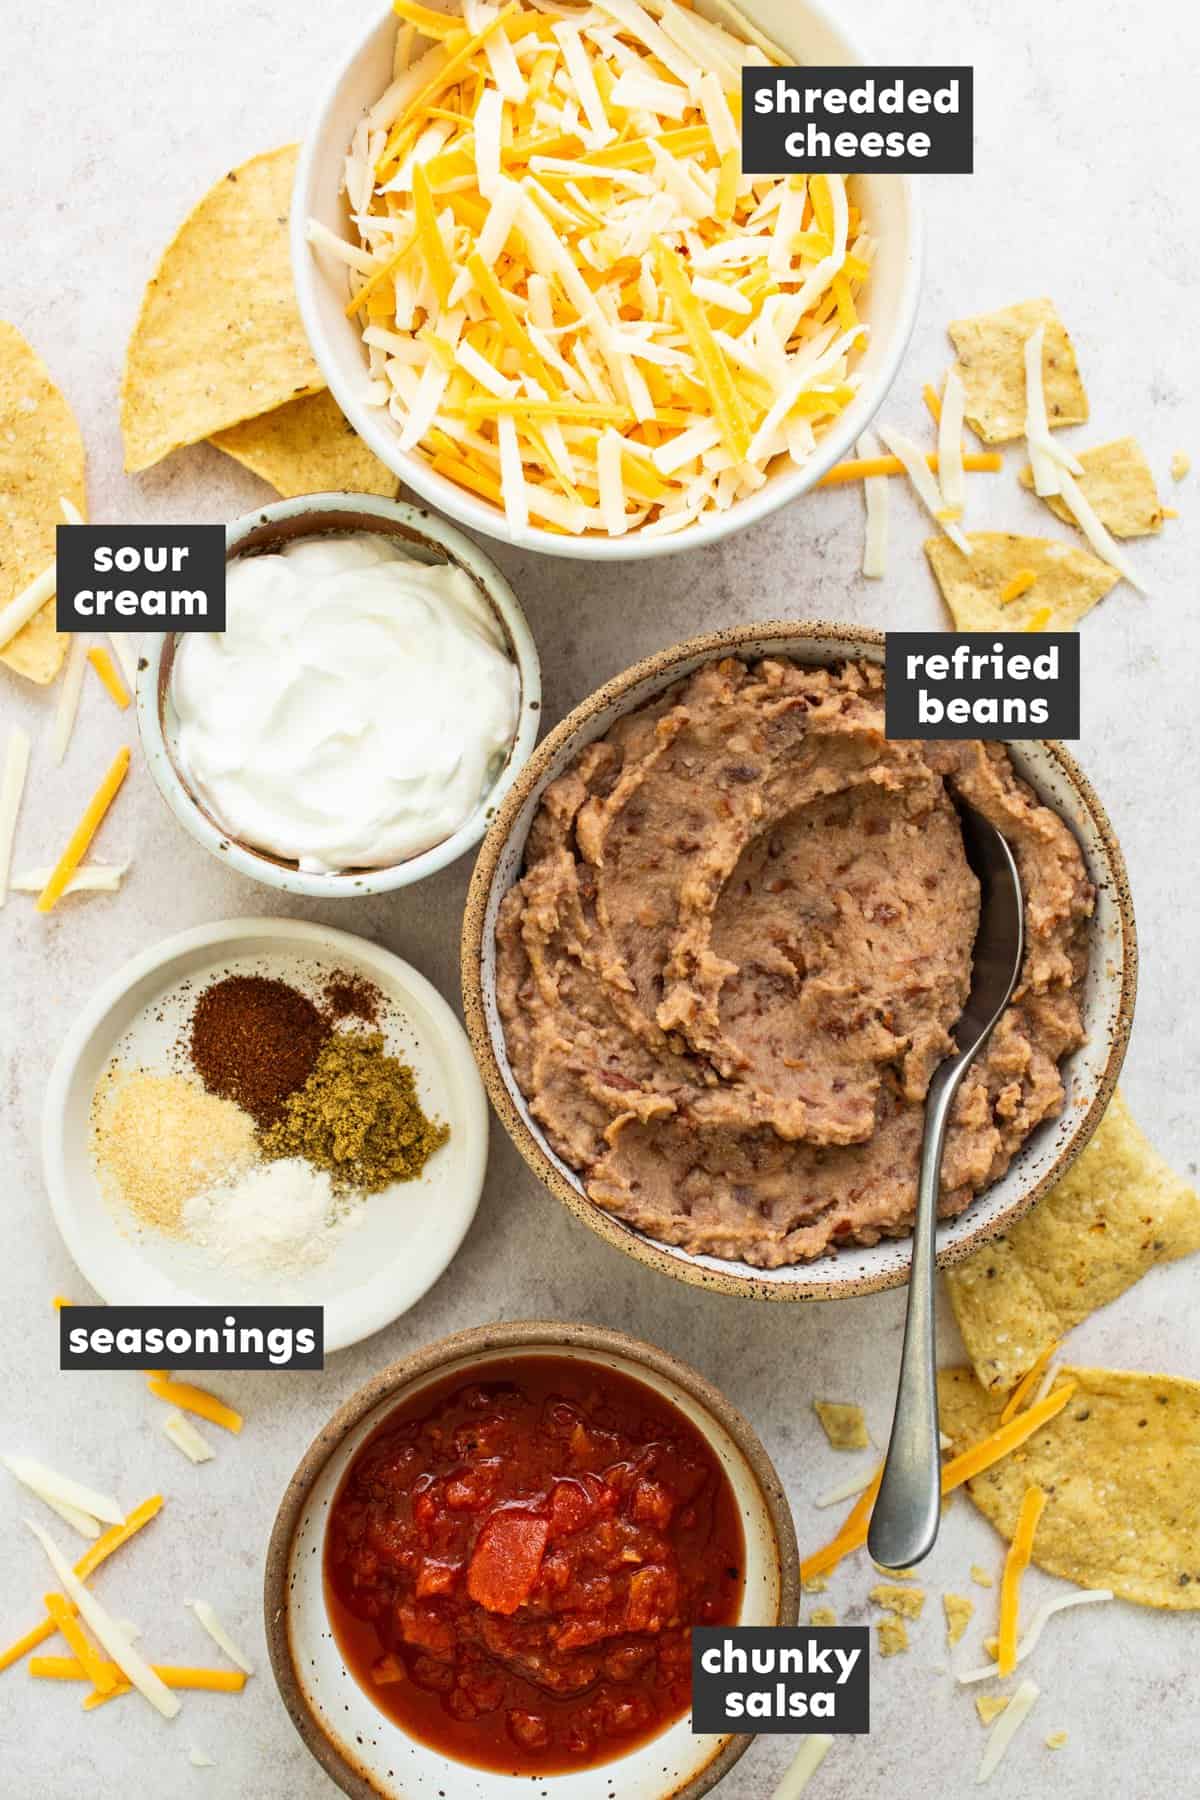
{"left": 138, "top": 494, "right": 541, "bottom": 896}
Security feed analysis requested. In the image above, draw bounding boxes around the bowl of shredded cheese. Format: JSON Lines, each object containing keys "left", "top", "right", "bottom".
{"left": 293, "top": 0, "right": 922, "bottom": 556}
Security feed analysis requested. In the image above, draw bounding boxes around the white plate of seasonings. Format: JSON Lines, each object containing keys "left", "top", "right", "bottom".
{"left": 42, "top": 919, "right": 488, "bottom": 1352}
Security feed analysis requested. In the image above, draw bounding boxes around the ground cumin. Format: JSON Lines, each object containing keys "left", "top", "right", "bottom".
{"left": 260, "top": 1032, "right": 449, "bottom": 1193}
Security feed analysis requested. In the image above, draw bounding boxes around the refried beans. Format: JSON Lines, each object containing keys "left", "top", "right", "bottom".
{"left": 495, "top": 657, "right": 1093, "bottom": 1267}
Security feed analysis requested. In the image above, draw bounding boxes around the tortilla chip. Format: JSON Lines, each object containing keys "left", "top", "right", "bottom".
{"left": 0, "top": 321, "right": 86, "bottom": 683}
{"left": 976, "top": 1695, "right": 1009, "bottom": 1725}
{"left": 938, "top": 1364, "right": 1200, "bottom": 1609}
{"left": 948, "top": 298, "right": 1088, "bottom": 444}
{"left": 943, "top": 1592, "right": 974, "bottom": 1646}
{"left": 209, "top": 389, "right": 400, "bottom": 499}
{"left": 869, "top": 1584, "right": 925, "bottom": 1619}
{"left": 876, "top": 1615, "right": 909, "bottom": 1656}
{"left": 946, "top": 1091, "right": 1200, "bottom": 1394}
{"left": 1046, "top": 1731, "right": 1068, "bottom": 1750}
{"left": 813, "top": 1400, "right": 869, "bottom": 1450}
{"left": 970, "top": 1564, "right": 995, "bottom": 1588}
{"left": 1019, "top": 438, "right": 1163, "bottom": 538}
{"left": 925, "top": 531, "right": 1118, "bottom": 633}
{"left": 121, "top": 146, "right": 324, "bottom": 472}
{"left": 1170, "top": 451, "right": 1190, "bottom": 481}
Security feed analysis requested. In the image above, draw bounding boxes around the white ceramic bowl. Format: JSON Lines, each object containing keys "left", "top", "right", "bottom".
{"left": 292, "top": 1, "right": 922, "bottom": 561}
{"left": 463, "top": 624, "right": 1138, "bottom": 1302}
{"left": 137, "top": 493, "right": 542, "bottom": 898}
{"left": 265, "top": 1322, "right": 799, "bottom": 1800}
{"left": 42, "top": 918, "right": 488, "bottom": 1353}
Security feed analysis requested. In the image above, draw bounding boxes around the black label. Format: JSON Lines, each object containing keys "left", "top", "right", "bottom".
{"left": 885, "top": 633, "right": 1080, "bottom": 739}
{"left": 692, "top": 1627, "right": 869, "bottom": 1734}
{"left": 742, "top": 66, "right": 973, "bottom": 173}
{"left": 59, "top": 1306, "right": 323, "bottom": 1370}
{"left": 55, "top": 525, "right": 226, "bottom": 632}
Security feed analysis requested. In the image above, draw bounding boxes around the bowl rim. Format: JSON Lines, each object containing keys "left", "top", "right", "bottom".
{"left": 460, "top": 621, "right": 1139, "bottom": 1302}
{"left": 263, "top": 1318, "right": 801, "bottom": 1800}
{"left": 41, "top": 915, "right": 490, "bottom": 1351}
{"left": 290, "top": 1, "right": 924, "bottom": 563}
{"left": 135, "top": 491, "right": 542, "bottom": 898}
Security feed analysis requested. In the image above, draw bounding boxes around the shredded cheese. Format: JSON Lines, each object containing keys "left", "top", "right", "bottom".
{"left": 29, "top": 1655, "right": 246, "bottom": 1693}
{"left": 818, "top": 451, "right": 1003, "bottom": 486}
{"left": 997, "top": 1486, "right": 1047, "bottom": 1676}
{"left": 977, "top": 1677, "right": 1039, "bottom": 1782}
{"left": 938, "top": 367, "right": 966, "bottom": 514}
{"left": 771, "top": 1734, "right": 834, "bottom": 1797}
{"left": 163, "top": 1412, "right": 215, "bottom": 1466}
{"left": 1055, "top": 469, "right": 1146, "bottom": 591}
{"left": 26, "top": 1521, "right": 180, "bottom": 1719}
{"left": 44, "top": 1592, "right": 115, "bottom": 1696}
{"left": 2, "top": 1457, "right": 123, "bottom": 1528}
{"left": 858, "top": 428, "right": 888, "bottom": 579}
{"left": 0, "top": 561, "right": 56, "bottom": 655}
{"left": 0, "top": 727, "right": 30, "bottom": 909}
{"left": 999, "top": 1341, "right": 1059, "bottom": 1424}
{"left": 186, "top": 1601, "right": 254, "bottom": 1677}
{"left": 51, "top": 635, "right": 89, "bottom": 767}
{"left": 998, "top": 569, "right": 1037, "bottom": 606}
{"left": 146, "top": 1374, "right": 243, "bottom": 1435}
{"left": 11, "top": 862, "right": 126, "bottom": 895}
{"left": 1022, "top": 323, "right": 1064, "bottom": 498}
{"left": 923, "top": 381, "right": 942, "bottom": 424}
{"left": 877, "top": 423, "right": 971, "bottom": 554}
{"left": 86, "top": 646, "right": 130, "bottom": 710}
{"left": 36, "top": 747, "right": 130, "bottom": 914}
{"left": 957, "top": 1587, "right": 1112, "bottom": 1684}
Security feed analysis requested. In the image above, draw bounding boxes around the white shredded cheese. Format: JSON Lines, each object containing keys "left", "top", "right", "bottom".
{"left": 938, "top": 368, "right": 967, "bottom": 514}
{"left": 977, "top": 1677, "right": 1038, "bottom": 1782}
{"left": 163, "top": 1411, "right": 215, "bottom": 1466}
{"left": 0, "top": 726, "right": 30, "bottom": 908}
{"left": 596, "top": 428, "right": 628, "bottom": 535}
{"left": 3, "top": 1454, "right": 123, "bottom": 1526}
{"left": 187, "top": 1746, "right": 217, "bottom": 1770}
{"left": 697, "top": 69, "right": 739, "bottom": 154}
{"left": 10, "top": 862, "right": 127, "bottom": 895}
{"left": 877, "top": 422, "right": 972, "bottom": 555}
{"left": 26, "top": 1519, "right": 181, "bottom": 1719}
{"left": 553, "top": 21, "right": 614, "bottom": 146}
{"left": 1055, "top": 469, "right": 1146, "bottom": 591}
{"left": 187, "top": 1600, "right": 255, "bottom": 1676}
{"left": 496, "top": 415, "right": 529, "bottom": 538}
{"left": 0, "top": 561, "right": 56, "bottom": 655}
{"left": 50, "top": 633, "right": 88, "bottom": 767}
{"left": 474, "top": 86, "right": 504, "bottom": 199}
{"left": 1032, "top": 1360, "right": 1062, "bottom": 1408}
{"left": 771, "top": 1734, "right": 834, "bottom": 1798}
{"left": 858, "top": 428, "right": 889, "bottom": 580}
{"left": 957, "top": 1588, "right": 1113, "bottom": 1684}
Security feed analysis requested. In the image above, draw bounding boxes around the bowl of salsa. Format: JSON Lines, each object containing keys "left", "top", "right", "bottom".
{"left": 266, "top": 1321, "right": 799, "bottom": 1799}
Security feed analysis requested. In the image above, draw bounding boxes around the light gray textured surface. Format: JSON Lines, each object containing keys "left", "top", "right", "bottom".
{"left": 0, "top": 1, "right": 1196, "bottom": 1796}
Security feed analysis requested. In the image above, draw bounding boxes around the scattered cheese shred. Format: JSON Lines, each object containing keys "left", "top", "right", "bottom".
{"left": 44, "top": 1592, "right": 115, "bottom": 1695}
{"left": 771, "top": 1734, "right": 834, "bottom": 1798}
{"left": 1055, "top": 468, "right": 1146, "bottom": 591}
{"left": 858, "top": 428, "right": 888, "bottom": 579}
{"left": 29, "top": 1655, "right": 246, "bottom": 1693}
{"left": 938, "top": 367, "right": 967, "bottom": 514}
{"left": 923, "top": 381, "right": 943, "bottom": 423}
{"left": 86, "top": 647, "right": 130, "bottom": 710}
{"left": 36, "top": 747, "right": 130, "bottom": 914}
{"left": 997, "top": 1485, "right": 1047, "bottom": 1676}
{"left": 877, "top": 422, "right": 971, "bottom": 554}
{"left": 0, "top": 1497, "right": 162, "bottom": 1676}
{"left": 12, "top": 862, "right": 127, "bottom": 895}
{"left": 188, "top": 1747, "right": 217, "bottom": 1769}
{"left": 998, "top": 569, "right": 1037, "bottom": 606}
{"left": 51, "top": 634, "right": 89, "bottom": 767}
{"left": 186, "top": 1601, "right": 255, "bottom": 1677}
{"left": 163, "top": 1412, "right": 215, "bottom": 1466}
{"left": 999, "top": 1341, "right": 1060, "bottom": 1424}
{"left": 0, "top": 561, "right": 56, "bottom": 656}
{"left": 2, "top": 1456, "right": 123, "bottom": 1527}
{"left": 0, "top": 726, "right": 31, "bottom": 909}
{"left": 25, "top": 1520, "right": 180, "bottom": 1719}
{"left": 818, "top": 451, "right": 1003, "bottom": 486}
{"left": 957, "top": 1587, "right": 1112, "bottom": 1684}
{"left": 146, "top": 1375, "right": 243, "bottom": 1435}
{"left": 814, "top": 1467, "right": 875, "bottom": 1509}
{"left": 977, "top": 1677, "right": 1039, "bottom": 1783}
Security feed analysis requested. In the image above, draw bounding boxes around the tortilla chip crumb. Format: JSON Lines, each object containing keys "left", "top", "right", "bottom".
{"left": 976, "top": 1695, "right": 1010, "bottom": 1726}
{"left": 1046, "top": 1731, "right": 1069, "bottom": 1750}
{"left": 971, "top": 1564, "right": 996, "bottom": 1589}
{"left": 1171, "top": 451, "right": 1190, "bottom": 481}
{"left": 802, "top": 1573, "right": 829, "bottom": 1594}
{"left": 871, "top": 1560, "right": 917, "bottom": 1580}
{"left": 814, "top": 1400, "right": 869, "bottom": 1450}
{"left": 1019, "top": 437, "right": 1163, "bottom": 538}
{"left": 809, "top": 1606, "right": 838, "bottom": 1626}
{"left": 984, "top": 1635, "right": 1000, "bottom": 1659}
{"left": 869, "top": 1583, "right": 925, "bottom": 1620}
{"left": 948, "top": 297, "right": 1088, "bottom": 444}
{"left": 943, "top": 1592, "right": 975, "bottom": 1646}
{"left": 875, "top": 1615, "right": 910, "bottom": 1657}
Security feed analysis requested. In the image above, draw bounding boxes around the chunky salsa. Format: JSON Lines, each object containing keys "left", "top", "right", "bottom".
{"left": 324, "top": 1355, "right": 744, "bottom": 1775}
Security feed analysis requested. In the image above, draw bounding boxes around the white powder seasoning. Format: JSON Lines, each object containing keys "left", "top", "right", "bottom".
{"left": 183, "top": 1158, "right": 359, "bottom": 1273}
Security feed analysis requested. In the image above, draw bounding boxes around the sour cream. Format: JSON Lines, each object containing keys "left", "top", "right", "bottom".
{"left": 171, "top": 533, "right": 520, "bottom": 873}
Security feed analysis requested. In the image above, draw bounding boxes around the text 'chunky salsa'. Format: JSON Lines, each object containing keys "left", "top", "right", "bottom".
{"left": 324, "top": 1356, "right": 744, "bottom": 1775}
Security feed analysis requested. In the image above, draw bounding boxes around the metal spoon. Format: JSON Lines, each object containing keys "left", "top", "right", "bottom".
{"left": 868, "top": 806, "right": 1025, "bottom": 1571}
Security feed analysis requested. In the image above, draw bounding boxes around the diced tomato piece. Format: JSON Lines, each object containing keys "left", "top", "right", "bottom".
{"left": 549, "top": 1480, "right": 593, "bottom": 1539}
{"left": 396, "top": 1603, "right": 456, "bottom": 1658}
{"left": 632, "top": 1479, "right": 675, "bottom": 1529}
{"left": 415, "top": 1557, "right": 460, "bottom": 1598}
{"left": 625, "top": 1565, "right": 678, "bottom": 1634}
{"left": 445, "top": 1465, "right": 497, "bottom": 1509}
{"left": 508, "top": 1709, "right": 551, "bottom": 1751}
{"left": 467, "top": 1511, "right": 550, "bottom": 1615}
{"left": 370, "top": 1652, "right": 405, "bottom": 1686}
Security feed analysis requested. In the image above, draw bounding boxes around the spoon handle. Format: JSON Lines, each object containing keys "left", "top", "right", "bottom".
{"left": 867, "top": 1055, "right": 965, "bottom": 1570}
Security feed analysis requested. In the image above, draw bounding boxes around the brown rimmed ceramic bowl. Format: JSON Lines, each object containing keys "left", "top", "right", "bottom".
{"left": 264, "top": 1321, "right": 799, "bottom": 1800}
{"left": 461, "top": 623, "right": 1138, "bottom": 1302}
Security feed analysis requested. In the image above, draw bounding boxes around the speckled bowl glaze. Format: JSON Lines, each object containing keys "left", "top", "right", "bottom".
{"left": 461, "top": 623, "right": 1138, "bottom": 1302}
{"left": 265, "top": 1321, "right": 798, "bottom": 1800}
{"left": 136, "top": 492, "right": 542, "bottom": 898}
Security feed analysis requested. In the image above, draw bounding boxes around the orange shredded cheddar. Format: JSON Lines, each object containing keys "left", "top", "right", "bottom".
{"left": 923, "top": 381, "right": 943, "bottom": 424}
{"left": 345, "top": 229, "right": 417, "bottom": 317}
{"left": 86, "top": 646, "right": 130, "bottom": 710}
{"left": 411, "top": 164, "right": 454, "bottom": 310}
{"left": 997, "top": 1486, "right": 1047, "bottom": 1676}
{"left": 51, "top": 1296, "right": 72, "bottom": 1311}
{"left": 1026, "top": 607, "right": 1052, "bottom": 632}
{"left": 653, "top": 238, "right": 750, "bottom": 461}
{"left": 36, "top": 747, "right": 130, "bottom": 914}
{"left": 998, "top": 569, "right": 1038, "bottom": 607}
{"left": 0, "top": 1497, "right": 162, "bottom": 1676}
{"left": 818, "top": 452, "right": 1003, "bottom": 487}
{"left": 44, "top": 1594, "right": 115, "bottom": 1695}
{"left": 999, "top": 1342, "right": 1060, "bottom": 1424}
{"left": 145, "top": 1374, "right": 243, "bottom": 1435}
{"left": 29, "top": 1656, "right": 247, "bottom": 1692}
{"left": 391, "top": 0, "right": 462, "bottom": 39}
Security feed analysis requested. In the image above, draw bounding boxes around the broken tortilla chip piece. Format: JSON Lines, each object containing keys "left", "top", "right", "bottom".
{"left": 976, "top": 1694, "right": 1009, "bottom": 1726}
{"left": 121, "top": 146, "right": 324, "bottom": 473}
{"left": 0, "top": 322, "right": 86, "bottom": 683}
{"left": 209, "top": 390, "right": 400, "bottom": 499}
{"left": 925, "top": 531, "right": 1118, "bottom": 632}
{"left": 1020, "top": 437, "right": 1164, "bottom": 538}
{"left": 869, "top": 1584, "right": 925, "bottom": 1619}
{"left": 946, "top": 1091, "right": 1200, "bottom": 1394}
{"left": 944, "top": 1592, "right": 974, "bottom": 1646}
{"left": 876, "top": 1615, "right": 909, "bottom": 1656}
{"left": 938, "top": 1365, "right": 1200, "bottom": 1610}
{"left": 949, "top": 299, "right": 1088, "bottom": 445}
{"left": 813, "top": 1400, "right": 869, "bottom": 1450}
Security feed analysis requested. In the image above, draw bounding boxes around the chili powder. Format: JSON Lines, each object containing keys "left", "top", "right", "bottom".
{"left": 189, "top": 974, "right": 330, "bottom": 1128}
